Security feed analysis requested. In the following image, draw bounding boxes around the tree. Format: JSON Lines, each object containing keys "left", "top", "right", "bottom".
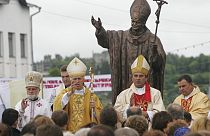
{"left": 49, "top": 67, "right": 60, "bottom": 77}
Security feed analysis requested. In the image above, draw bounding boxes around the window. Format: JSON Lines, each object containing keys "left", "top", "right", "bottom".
{"left": 20, "top": 34, "right": 27, "bottom": 58}
{"left": 0, "top": 32, "right": 2, "bottom": 57}
{"left": 8, "top": 32, "right": 15, "bottom": 57}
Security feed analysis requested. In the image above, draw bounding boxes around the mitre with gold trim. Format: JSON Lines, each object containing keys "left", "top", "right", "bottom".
{"left": 131, "top": 55, "right": 150, "bottom": 75}
{"left": 25, "top": 71, "right": 43, "bottom": 88}
{"left": 67, "top": 57, "right": 87, "bottom": 77}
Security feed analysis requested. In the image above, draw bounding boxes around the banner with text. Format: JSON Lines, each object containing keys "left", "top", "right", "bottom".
{"left": 43, "top": 74, "right": 111, "bottom": 92}
{"left": 0, "top": 74, "right": 112, "bottom": 107}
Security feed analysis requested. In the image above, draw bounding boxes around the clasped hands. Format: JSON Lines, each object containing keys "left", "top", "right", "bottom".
{"left": 130, "top": 96, "right": 149, "bottom": 119}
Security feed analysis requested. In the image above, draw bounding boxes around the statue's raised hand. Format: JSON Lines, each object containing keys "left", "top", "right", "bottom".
{"left": 91, "top": 16, "right": 102, "bottom": 30}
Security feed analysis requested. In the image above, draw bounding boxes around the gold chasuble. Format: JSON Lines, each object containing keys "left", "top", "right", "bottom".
{"left": 71, "top": 94, "right": 85, "bottom": 130}
{"left": 53, "top": 87, "right": 103, "bottom": 133}
{"left": 174, "top": 86, "right": 210, "bottom": 120}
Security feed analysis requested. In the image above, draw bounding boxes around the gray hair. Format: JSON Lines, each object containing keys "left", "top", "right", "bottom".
{"left": 75, "top": 128, "right": 90, "bottom": 136}
{"left": 167, "top": 103, "right": 184, "bottom": 120}
{"left": 115, "top": 127, "right": 139, "bottom": 136}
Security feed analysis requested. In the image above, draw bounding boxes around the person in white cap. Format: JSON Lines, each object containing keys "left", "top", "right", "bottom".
{"left": 114, "top": 55, "right": 165, "bottom": 122}
{"left": 15, "top": 71, "right": 52, "bottom": 129}
{"left": 53, "top": 57, "right": 103, "bottom": 133}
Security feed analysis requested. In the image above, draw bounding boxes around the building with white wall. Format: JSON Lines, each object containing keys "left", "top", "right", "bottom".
{"left": 0, "top": 0, "right": 40, "bottom": 78}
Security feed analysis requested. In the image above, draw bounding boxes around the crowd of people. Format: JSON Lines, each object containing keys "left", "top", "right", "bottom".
{"left": 0, "top": 55, "right": 209, "bottom": 136}
{"left": 1, "top": 0, "right": 209, "bottom": 135}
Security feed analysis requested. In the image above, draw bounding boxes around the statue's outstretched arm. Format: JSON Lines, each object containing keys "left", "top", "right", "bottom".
{"left": 91, "top": 16, "right": 102, "bottom": 30}
{"left": 91, "top": 16, "right": 109, "bottom": 49}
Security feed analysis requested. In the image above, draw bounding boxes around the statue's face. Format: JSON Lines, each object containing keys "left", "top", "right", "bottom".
{"left": 131, "top": 12, "right": 144, "bottom": 31}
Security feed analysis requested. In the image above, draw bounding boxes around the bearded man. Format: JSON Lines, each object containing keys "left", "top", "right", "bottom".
{"left": 15, "top": 71, "right": 51, "bottom": 129}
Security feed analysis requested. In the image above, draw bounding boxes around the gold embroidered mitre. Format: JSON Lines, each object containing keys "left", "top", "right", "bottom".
{"left": 25, "top": 71, "right": 43, "bottom": 89}
{"left": 131, "top": 55, "right": 150, "bottom": 75}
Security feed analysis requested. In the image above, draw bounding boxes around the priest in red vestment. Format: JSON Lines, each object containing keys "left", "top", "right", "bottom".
{"left": 114, "top": 55, "right": 165, "bottom": 121}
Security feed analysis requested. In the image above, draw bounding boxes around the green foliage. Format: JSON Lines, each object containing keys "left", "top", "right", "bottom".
{"left": 95, "top": 61, "right": 111, "bottom": 74}
{"left": 38, "top": 53, "right": 111, "bottom": 76}
{"left": 95, "top": 91, "right": 112, "bottom": 107}
{"left": 49, "top": 67, "right": 60, "bottom": 76}
{"left": 35, "top": 52, "right": 210, "bottom": 107}
{"left": 164, "top": 53, "right": 210, "bottom": 105}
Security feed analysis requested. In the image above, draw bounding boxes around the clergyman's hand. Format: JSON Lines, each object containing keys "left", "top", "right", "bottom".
{"left": 67, "top": 86, "right": 75, "bottom": 97}
{"left": 91, "top": 16, "right": 102, "bottom": 30}
{"left": 90, "top": 100, "right": 96, "bottom": 109}
{"left": 142, "top": 111, "right": 149, "bottom": 119}
{"left": 130, "top": 93, "right": 135, "bottom": 107}
{"left": 67, "top": 90, "right": 74, "bottom": 97}
{"left": 21, "top": 98, "right": 28, "bottom": 111}
{"left": 151, "top": 44, "right": 158, "bottom": 54}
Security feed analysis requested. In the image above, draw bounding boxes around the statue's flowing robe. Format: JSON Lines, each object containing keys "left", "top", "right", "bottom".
{"left": 95, "top": 28, "right": 166, "bottom": 104}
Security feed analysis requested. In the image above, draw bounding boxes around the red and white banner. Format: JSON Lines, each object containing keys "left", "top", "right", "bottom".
{"left": 43, "top": 74, "right": 111, "bottom": 92}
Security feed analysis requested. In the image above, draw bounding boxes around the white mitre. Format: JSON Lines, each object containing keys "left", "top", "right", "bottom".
{"left": 67, "top": 57, "right": 87, "bottom": 77}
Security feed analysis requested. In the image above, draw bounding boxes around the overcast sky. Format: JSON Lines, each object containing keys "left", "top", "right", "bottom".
{"left": 27, "top": 0, "right": 210, "bottom": 62}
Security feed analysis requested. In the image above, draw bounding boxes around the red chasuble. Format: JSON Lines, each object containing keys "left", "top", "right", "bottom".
{"left": 132, "top": 82, "right": 151, "bottom": 111}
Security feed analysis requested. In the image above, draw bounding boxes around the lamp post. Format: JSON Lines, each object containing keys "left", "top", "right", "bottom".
{"left": 28, "top": 3, "right": 41, "bottom": 70}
